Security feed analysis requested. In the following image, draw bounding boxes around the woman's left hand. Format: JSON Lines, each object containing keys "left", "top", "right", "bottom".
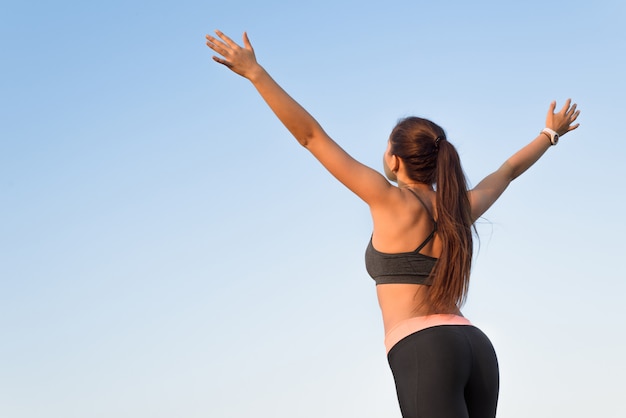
{"left": 546, "top": 99, "right": 581, "bottom": 137}
{"left": 206, "top": 30, "right": 261, "bottom": 80}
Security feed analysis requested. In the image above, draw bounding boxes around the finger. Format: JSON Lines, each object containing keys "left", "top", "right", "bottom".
{"left": 206, "top": 43, "right": 225, "bottom": 58}
{"left": 206, "top": 39, "right": 231, "bottom": 58}
{"left": 215, "top": 29, "right": 239, "bottom": 48}
{"left": 212, "top": 56, "right": 233, "bottom": 68}
{"left": 568, "top": 123, "right": 580, "bottom": 132}
{"left": 206, "top": 34, "right": 229, "bottom": 50}
{"left": 559, "top": 98, "right": 572, "bottom": 114}
{"left": 206, "top": 39, "right": 227, "bottom": 56}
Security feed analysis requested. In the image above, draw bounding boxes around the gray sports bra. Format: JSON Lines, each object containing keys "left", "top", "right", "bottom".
{"left": 365, "top": 188, "right": 438, "bottom": 285}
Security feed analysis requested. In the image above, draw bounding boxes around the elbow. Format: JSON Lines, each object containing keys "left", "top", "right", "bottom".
{"left": 297, "top": 129, "right": 317, "bottom": 149}
{"left": 298, "top": 134, "right": 312, "bottom": 148}
{"left": 295, "top": 121, "right": 326, "bottom": 148}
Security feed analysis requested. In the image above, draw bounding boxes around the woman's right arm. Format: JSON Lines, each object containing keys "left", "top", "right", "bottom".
{"left": 468, "top": 100, "right": 580, "bottom": 221}
{"left": 206, "top": 30, "right": 393, "bottom": 205}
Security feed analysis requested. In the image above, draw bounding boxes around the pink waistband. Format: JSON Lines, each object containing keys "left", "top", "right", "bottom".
{"left": 385, "top": 314, "right": 473, "bottom": 353}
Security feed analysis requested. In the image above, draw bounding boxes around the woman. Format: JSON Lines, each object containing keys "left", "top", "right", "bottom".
{"left": 205, "top": 30, "right": 580, "bottom": 418}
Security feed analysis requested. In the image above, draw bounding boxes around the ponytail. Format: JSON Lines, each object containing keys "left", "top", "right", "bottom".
{"left": 429, "top": 138, "right": 473, "bottom": 312}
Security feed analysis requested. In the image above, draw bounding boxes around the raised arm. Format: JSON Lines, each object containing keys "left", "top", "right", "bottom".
{"left": 206, "top": 30, "right": 392, "bottom": 204}
{"left": 469, "top": 100, "right": 581, "bottom": 221}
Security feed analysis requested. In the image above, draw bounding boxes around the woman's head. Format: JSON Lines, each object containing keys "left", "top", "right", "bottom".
{"left": 386, "top": 117, "right": 445, "bottom": 185}
{"left": 387, "top": 116, "right": 474, "bottom": 312}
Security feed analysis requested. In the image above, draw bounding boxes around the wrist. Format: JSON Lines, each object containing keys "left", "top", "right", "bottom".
{"left": 541, "top": 127, "right": 559, "bottom": 146}
{"left": 246, "top": 64, "right": 266, "bottom": 84}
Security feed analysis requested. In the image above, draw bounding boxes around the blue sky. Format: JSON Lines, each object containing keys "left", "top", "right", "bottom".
{"left": 1, "top": 1, "right": 625, "bottom": 417}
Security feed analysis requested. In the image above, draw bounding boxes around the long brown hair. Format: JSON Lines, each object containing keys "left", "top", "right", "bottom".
{"left": 389, "top": 117, "right": 473, "bottom": 312}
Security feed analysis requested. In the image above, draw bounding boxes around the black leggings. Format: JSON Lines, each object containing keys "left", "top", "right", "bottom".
{"left": 387, "top": 325, "right": 499, "bottom": 418}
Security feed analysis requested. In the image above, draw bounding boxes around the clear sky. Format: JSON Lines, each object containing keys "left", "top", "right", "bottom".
{"left": 1, "top": 0, "right": 625, "bottom": 417}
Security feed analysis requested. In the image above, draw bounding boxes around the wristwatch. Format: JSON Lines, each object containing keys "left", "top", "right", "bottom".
{"left": 542, "top": 128, "right": 559, "bottom": 146}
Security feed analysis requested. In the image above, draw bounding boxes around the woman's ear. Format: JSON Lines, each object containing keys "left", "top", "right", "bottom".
{"left": 383, "top": 151, "right": 399, "bottom": 182}
{"left": 390, "top": 154, "right": 399, "bottom": 173}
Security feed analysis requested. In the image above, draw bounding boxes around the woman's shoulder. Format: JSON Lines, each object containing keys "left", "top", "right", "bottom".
{"left": 370, "top": 187, "right": 434, "bottom": 226}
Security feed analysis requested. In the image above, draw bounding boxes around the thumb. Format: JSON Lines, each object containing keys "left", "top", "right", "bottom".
{"left": 243, "top": 31, "right": 253, "bottom": 51}
{"left": 548, "top": 100, "right": 556, "bottom": 114}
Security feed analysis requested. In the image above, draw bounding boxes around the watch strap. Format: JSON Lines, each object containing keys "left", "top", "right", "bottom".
{"left": 541, "top": 128, "right": 559, "bottom": 146}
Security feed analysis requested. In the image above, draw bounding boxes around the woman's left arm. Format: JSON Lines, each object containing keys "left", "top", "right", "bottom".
{"left": 206, "top": 30, "right": 393, "bottom": 205}
{"left": 469, "top": 100, "right": 581, "bottom": 221}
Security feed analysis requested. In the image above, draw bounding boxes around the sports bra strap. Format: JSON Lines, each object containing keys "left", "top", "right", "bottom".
{"left": 411, "top": 228, "right": 434, "bottom": 253}
{"left": 405, "top": 188, "right": 437, "bottom": 224}
{"left": 405, "top": 188, "right": 438, "bottom": 252}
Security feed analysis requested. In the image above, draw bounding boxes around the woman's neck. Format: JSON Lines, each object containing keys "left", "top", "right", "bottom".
{"left": 398, "top": 181, "right": 434, "bottom": 192}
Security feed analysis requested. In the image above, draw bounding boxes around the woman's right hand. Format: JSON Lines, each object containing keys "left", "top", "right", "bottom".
{"left": 206, "top": 30, "right": 261, "bottom": 80}
{"left": 546, "top": 99, "right": 581, "bottom": 137}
